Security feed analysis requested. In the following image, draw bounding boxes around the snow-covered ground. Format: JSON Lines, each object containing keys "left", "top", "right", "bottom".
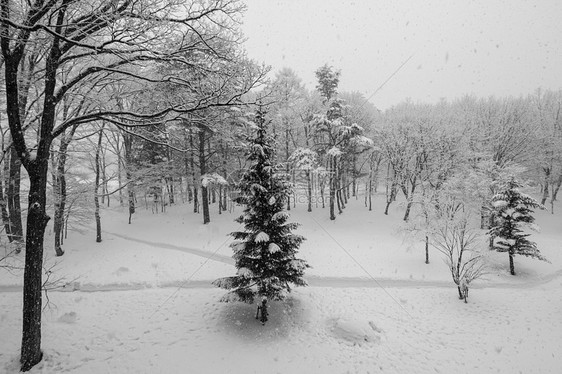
{"left": 1, "top": 194, "right": 561, "bottom": 373}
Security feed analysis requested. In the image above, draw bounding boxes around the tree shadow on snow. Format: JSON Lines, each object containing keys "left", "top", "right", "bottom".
{"left": 217, "top": 296, "right": 309, "bottom": 342}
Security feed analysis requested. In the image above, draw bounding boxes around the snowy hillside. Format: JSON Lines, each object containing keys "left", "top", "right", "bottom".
{"left": 1, "top": 195, "right": 561, "bottom": 373}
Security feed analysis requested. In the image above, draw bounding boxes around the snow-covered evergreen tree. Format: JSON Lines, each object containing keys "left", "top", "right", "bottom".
{"left": 488, "top": 177, "right": 548, "bottom": 275}
{"left": 213, "top": 108, "right": 309, "bottom": 305}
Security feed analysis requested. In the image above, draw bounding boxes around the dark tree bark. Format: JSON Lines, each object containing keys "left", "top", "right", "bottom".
{"left": 21, "top": 163, "right": 50, "bottom": 371}
{"left": 122, "top": 130, "right": 135, "bottom": 224}
{"left": 0, "top": 176, "right": 11, "bottom": 241}
{"left": 94, "top": 125, "right": 104, "bottom": 242}
{"left": 540, "top": 167, "right": 550, "bottom": 205}
{"left": 425, "top": 235, "right": 429, "bottom": 264}
{"left": 7, "top": 146, "right": 23, "bottom": 244}
{"left": 509, "top": 251, "right": 516, "bottom": 275}
{"left": 190, "top": 129, "right": 199, "bottom": 213}
{"left": 329, "top": 156, "right": 336, "bottom": 220}
{"left": 384, "top": 163, "right": 397, "bottom": 215}
{"left": 199, "top": 127, "right": 210, "bottom": 224}
{"left": 306, "top": 170, "right": 312, "bottom": 212}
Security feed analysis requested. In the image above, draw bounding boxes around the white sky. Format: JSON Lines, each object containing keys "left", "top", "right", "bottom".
{"left": 240, "top": 0, "right": 562, "bottom": 110}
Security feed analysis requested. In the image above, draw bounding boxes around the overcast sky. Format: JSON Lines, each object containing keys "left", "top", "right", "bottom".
{"left": 240, "top": 0, "right": 562, "bottom": 110}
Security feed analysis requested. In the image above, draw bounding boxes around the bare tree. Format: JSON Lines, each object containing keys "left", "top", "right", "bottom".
{"left": 429, "top": 194, "right": 486, "bottom": 303}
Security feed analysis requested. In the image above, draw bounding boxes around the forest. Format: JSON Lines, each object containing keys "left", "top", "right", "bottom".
{"left": 0, "top": 1, "right": 561, "bottom": 373}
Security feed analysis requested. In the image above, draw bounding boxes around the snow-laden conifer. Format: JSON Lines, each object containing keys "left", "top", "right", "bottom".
{"left": 488, "top": 177, "right": 549, "bottom": 275}
{"left": 213, "top": 108, "right": 309, "bottom": 304}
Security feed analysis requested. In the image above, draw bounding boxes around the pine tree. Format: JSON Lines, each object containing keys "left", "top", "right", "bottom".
{"left": 213, "top": 108, "right": 309, "bottom": 307}
{"left": 488, "top": 177, "right": 548, "bottom": 275}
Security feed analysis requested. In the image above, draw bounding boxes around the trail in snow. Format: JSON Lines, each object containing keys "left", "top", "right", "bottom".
{"left": 2, "top": 270, "right": 561, "bottom": 294}
{"left": 103, "top": 229, "right": 234, "bottom": 265}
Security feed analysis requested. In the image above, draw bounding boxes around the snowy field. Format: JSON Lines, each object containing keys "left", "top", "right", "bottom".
{"left": 1, "top": 194, "right": 561, "bottom": 373}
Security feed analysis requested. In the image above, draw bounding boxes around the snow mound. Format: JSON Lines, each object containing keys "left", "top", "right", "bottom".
{"left": 327, "top": 317, "right": 383, "bottom": 345}
{"left": 57, "top": 312, "right": 78, "bottom": 324}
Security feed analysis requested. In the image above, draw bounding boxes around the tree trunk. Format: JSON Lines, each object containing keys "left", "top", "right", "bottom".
{"left": 94, "top": 126, "right": 104, "bottom": 242}
{"left": 384, "top": 163, "right": 395, "bottom": 215}
{"left": 20, "top": 162, "right": 51, "bottom": 371}
{"left": 352, "top": 154, "right": 357, "bottom": 198}
{"left": 403, "top": 200, "right": 413, "bottom": 221}
{"left": 540, "top": 167, "right": 550, "bottom": 205}
{"left": 168, "top": 177, "right": 175, "bottom": 205}
{"left": 199, "top": 128, "right": 209, "bottom": 224}
{"left": 306, "top": 170, "right": 312, "bottom": 212}
{"left": 509, "top": 251, "right": 516, "bottom": 275}
{"left": 185, "top": 137, "right": 193, "bottom": 203}
{"left": 0, "top": 172, "right": 12, "bottom": 241}
{"left": 218, "top": 185, "right": 222, "bottom": 214}
{"left": 425, "top": 235, "right": 429, "bottom": 264}
{"left": 123, "top": 131, "right": 135, "bottom": 224}
{"left": 457, "top": 285, "right": 464, "bottom": 299}
{"left": 8, "top": 146, "right": 24, "bottom": 245}
{"left": 190, "top": 130, "right": 199, "bottom": 213}
{"left": 368, "top": 178, "right": 373, "bottom": 211}
{"left": 53, "top": 125, "right": 77, "bottom": 256}
{"left": 402, "top": 178, "right": 417, "bottom": 221}
{"left": 329, "top": 156, "right": 336, "bottom": 220}
{"left": 551, "top": 174, "right": 562, "bottom": 202}
{"left": 117, "top": 139, "right": 124, "bottom": 206}
{"left": 550, "top": 174, "right": 562, "bottom": 214}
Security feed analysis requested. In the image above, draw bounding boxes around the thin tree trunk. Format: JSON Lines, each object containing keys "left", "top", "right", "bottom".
{"left": 329, "top": 156, "right": 336, "bottom": 220}
{"left": 94, "top": 125, "right": 104, "bottom": 243}
{"left": 199, "top": 128, "right": 209, "bottom": 224}
{"left": 541, "top": 167, "right": 550, "bottom": 205}
{"left": 352, "top": 154, "right": 357, "bottom": 198}
{"left": 218, "top": 185, "right": 222, "bottom": 214}
{"left": 306, "top": 170, "right": 312, "bottom": 212}
{"left": 190, "top": 130, "right": 198, "bottom": 213}
{"left": 509, "top": 251, "right": 516, "bottom": 275}
{"left": 384, "top": 163, "right": 395, "bottom": 215}
{"left": 0, "top": 180, "right": 11, "bottom": 241}
{"left": 8, "top": 146, "right": 24, "bottom": 245}
{"left": 425, "top": 235, "right": 429, "bottom": 264}
{"left": 368, "top": 178, "right": 373, "bottom": 211}
{"left": 0, "top": 147, "right": 12, "bottom": 240}
{"left": 123, "top": 132, "right": 135, "bottom": 224}
{"left": 550, "top": 174, "right": 562, "bottom": 213}
{"left": 117, "top": 138, "right": 124, "bottom": 206}
{"left": 53, "top": 124, "right": 77, "bottom": 256}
